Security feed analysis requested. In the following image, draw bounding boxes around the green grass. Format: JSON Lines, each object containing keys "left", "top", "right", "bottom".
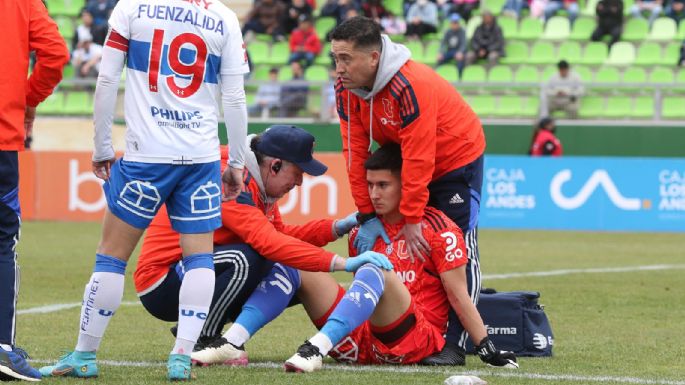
{"left": 15, "top": 223, "right": 685, "bottom": 384}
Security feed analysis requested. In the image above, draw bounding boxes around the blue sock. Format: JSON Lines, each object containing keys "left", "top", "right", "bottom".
{"left": 319, "top": 263, "right": 385, "bottom": 348}
{"left": 232, "top": 264, "right": 301, "bottom": 337}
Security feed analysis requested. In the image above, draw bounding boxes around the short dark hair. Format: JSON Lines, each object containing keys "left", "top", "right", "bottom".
{"left": 558, "top": 60, "right": 570, "bottom": 69}
{"left": 268, "top": 67, "right": 279, "bottom": 74}
{"left": 364, "top": 142, "right": 402, "bottom": 175}
{"left": 329, "top": 16, "right": 382, "bottom": 51}
{"left": 250, "top": 134, "right": 267, "bottom": 165}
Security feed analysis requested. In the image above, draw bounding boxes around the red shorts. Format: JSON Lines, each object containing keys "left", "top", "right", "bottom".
{"left": 327, "top": 306, "right": 446, "bottom": 365}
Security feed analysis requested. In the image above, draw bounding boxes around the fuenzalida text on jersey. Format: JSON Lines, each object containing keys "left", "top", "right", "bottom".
{"left": 137, "top": 3, "right": 225, "bottom": 34}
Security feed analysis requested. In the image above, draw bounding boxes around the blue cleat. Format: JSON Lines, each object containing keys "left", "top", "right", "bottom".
{"left": 39, "top": 351, "right": 98, "bottom": 378}
{"left": 167, "top": 354, "right": 192, "bottom": 381}
{"left": 0, "top": 347, "right": 41, "bottom": 382}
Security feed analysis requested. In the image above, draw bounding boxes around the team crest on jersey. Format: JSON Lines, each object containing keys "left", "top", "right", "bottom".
{"left": 372, "top": 344, "right": 405, "bottom": 364}
{"left": 381, "top": 98, "right": 400, "bottom": 126}
{"left": 330, "top": 336, "right": 359, "bottom": 363}
{"left": 394, "top": 240, "right": 410, "bottom": 260}
{"left": 385, "top": 243, "right": 393, "bottom": 255}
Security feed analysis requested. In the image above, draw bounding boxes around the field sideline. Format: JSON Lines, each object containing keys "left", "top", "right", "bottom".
{"left": 15, "top": 222, "right": 685, "bottom": 385}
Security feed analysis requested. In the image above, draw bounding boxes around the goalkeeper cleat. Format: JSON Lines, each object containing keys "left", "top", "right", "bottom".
{"left": 39, "top": 350, "right": 98, "bottom": 378}
{"left": 0, "top": 346, "right": 41, "bottom": 382}
{"left": 167, "top": 354, "right": 192, "bottom": 381}
{"left": 284, "top": 341, "right": 323, "bottom": 373}
{"left": 191, "top": 337, "right": 248, "bottom": 367}
{"left": 419, "top": 341, "right": 466, "bottom": 366}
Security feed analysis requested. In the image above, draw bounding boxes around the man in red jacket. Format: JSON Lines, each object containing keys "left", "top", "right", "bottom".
{"left": 0, "top": 0, "right": 69, "bottom": 381}
{"left": 331, "top": 16, "right": 486, "bottom": 365}
{"left": 288, "top": 16, "right": 322, "bottom": 68}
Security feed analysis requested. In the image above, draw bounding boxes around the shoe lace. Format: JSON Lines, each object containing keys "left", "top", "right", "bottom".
{"left": 12, "top": 347, "right": 31, "bottom": 360}
{"left": 296, "top": 341, "right": 322, "bottom": 359}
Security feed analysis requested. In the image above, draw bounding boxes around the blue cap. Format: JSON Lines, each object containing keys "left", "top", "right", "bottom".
{"left": 256, "top": 125, "right": 328, "bottom": 176}
{"left": 450, "top": 13, "right": 461, "bottom": 22}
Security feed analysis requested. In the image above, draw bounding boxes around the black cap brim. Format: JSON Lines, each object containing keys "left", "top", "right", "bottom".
{"left": 296, "top": 158, "right": 328, "bottom": 176}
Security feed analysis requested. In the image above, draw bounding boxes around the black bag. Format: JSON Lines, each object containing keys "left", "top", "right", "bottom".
{"left": 465, "top": 288, "right": 554, "bottom": 357}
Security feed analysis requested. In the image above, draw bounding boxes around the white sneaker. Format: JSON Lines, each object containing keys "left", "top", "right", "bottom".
{"left": 190, "top": 338, "right": 248, "bottom": 367}
{"left": 284, "top": 341, "right": 323, "bottom": 373}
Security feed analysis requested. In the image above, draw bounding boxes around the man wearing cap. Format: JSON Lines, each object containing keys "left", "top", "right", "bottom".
{"left": 437, "top": 14, "right": 467, "bottom": 75}
{"left": 134, "top": 125, "right": 392, "bottom": 366}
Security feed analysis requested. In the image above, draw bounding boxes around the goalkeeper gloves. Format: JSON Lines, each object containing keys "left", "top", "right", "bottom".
{"left": 476, "top": 337, "right": 519, "bottom": 368}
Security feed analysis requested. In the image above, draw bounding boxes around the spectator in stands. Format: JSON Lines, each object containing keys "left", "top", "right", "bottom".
{"left": 362, "top": 0, "right": 390, "bottom": 23}
{"left": 466, "top": 10, "right": 504, "bottom": 66}
{"left": 529, "top": 117, "right": 563, "bottom": 156}
{"left": 544, "top": 0, "right": 579, "bottom": 24}
{"left": 502, "top": 0, "right": 529, "bottom": 18}
{"left": 249, "top": 68, "right": 281, "bottom": 118}
{"left": 321, "top": 0, "right": 359, "bottom": 26}
{"left": 243, "top": 0, "right": 287, "bottom": 41}
{"left": 72, "top": 9, "right": 104, "bottom": 49}
{"left": 437, "top": 14, "right": 467, "bottom": 75}
{"left": 406, "top": 0, "right": 439, "bottom": 39}
{"left": 380, "top": 13, "right": 408, "bottom": 34}
{"left": 630, "top": 0, "right": 664, "bottom": 27}
{"left": 85, "top": 0, "right": 114, "bottom": 44}
{"left": 281, "top": 61, "right": 309, "bottom": 117}
{"left": 288, "top": 16, "right": 322, "bottom": 68}
{"left": 72, "top": 29, "right": 103, "bottom": 79}
{"left": 283, "top": 0, "right": 313, "bottom": 34}
{"left": 591, "top": 0, "right": 623, "bottom": 47}
{"left": 441, "top": 0, "right": 480, "bottom": 21}
{"left": 323, "top": 67, "right": 338, "bottom": 120}
{"left": 530, "top": 0, "right": 550, "bottom": 19}
{"left": 666, "top": 0, "right": 685, "bottom": 24}
{"left": 544, "top": 60, "right": 584, "bottom": 119}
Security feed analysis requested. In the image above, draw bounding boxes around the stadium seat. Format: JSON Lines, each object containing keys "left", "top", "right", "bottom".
{"left": 675, "top": 70, "right": 685, "bottom": 93}
{"left": 466, "top": 16, "right": 482, "bottom": 39}
{"left": 631, "top": 96, "right": 655, "bottom": 119}
{"left": 581, "top": 0, "right": 601, "bottom": 16}
{"left": 575, "top": 65, "right": 594, "bottom": 82}
{"left": 623, "top": 0, "right": 635, "bottom": 14}
{"left": 62, "top": 64, "right": 74, "bottom": 79}
{"left": 570, "top": 17, "right": 596, "bottom": 40}
{"left": 498, "top": 17, "right": 518, "bottom": 39}
{"left": 385, "top": 0, "right": 404, "bottom": 17}
{"left": 647, "top": 18, "right": 677, "bottom": 41}
{"left": 541, "top": 16, "right": 570, "bottom": 40}
{"left": 580, "top": 42, "right": 608, "bottom": 65}
{"left": 634, "top": 42, "right": 662, "bottom": 66}
{"left": 251, "top": 65, "right": 271, "bottom": 81}
{"left": 520, "top": 95, "right": 540, "bottom": 117}
{"left": 37, "top": 92, "right": 65, "bottom": 115}
{"left": 514, "top": 65, "right": 540, "bottom": 83}
{"left": 488, "top": 65, "right": 514, "bottom": 83}
{"left": 661, "top": 97, "right": 685, "bottom": 119}
{"left": 527, "top": 41, "right": 556, "bottom": 64}
{"left": 247, "top": 41, "right": 270, "bottom": 65}
{"left": 405, "top": 40, "right": 425, "bottom": 63}
{"left": 315, "top": 43, "right": 332, "bottom": 65}
{"left": 461, "top": 65, "right": 487, "bottom": 83}
{"left": 649, "top": 67, "right": 675, "bottom": 83}
{"left": 268, "top": 42, "right": 290, "bottom": 66}
{"left": 621, "top": 67, "right": 647, "bottom": 92}
{"left": 578, "top": 96, "right": 604, "bottom": 118}
{"left": 63, "top": 92, "right": 93, "bottom": 115}
{"left": 254, "top": 34, "right": 273, "bottom": 42}
{"left": 278, "top": 65, "right": 294, "bottom": 81}
{"left": 603, "top": 96, "right": 632, "bottom": 118}
{"left": 423, "top": 41, "right": 441, "bottom": 65}
{"left": 315, "top": 17, "right": 336, "bottom": 40}
{"left": 501, "top": 41, "right": 528, "bottom": 64}
{"left": 678, "top": 20, "right": 685, "bottom": 40}
{"left": 518, "top": 18, "right": 543, "bottom": 40}
{"left": 542, "top": 65, "right": 558, "bottom": 80}
{"left": 594, "top": 67, "right": 621, "bottom": 89}
{"left": 304, "top": 65, "right": 329, "bottom": 82}
{"left": 484, "top": 0, "right": 507, "bottom": 14}
{"left": 47, "top": 0, "right": 81, "bottom": 17}
{"left": 54, "top": 16, "right": 75, "bottom": 40}
{"left": 436, "top": 65, "right": 459, "bottom": 82}
{"left": 558, "top": 41, "right": 582, "bottom": 63}
{"left": 492, "top": 95, "right": 521, "bottom": 117}
{"left": 465, "top": 95, "right": 495, "bottom": 116}
{"left": 663, "top": 42, "right": 682, "bottom": 65}
{"left": 605, "top": 42, "right": 636, "bottom": 66}
{"left": 622, "top": 18, "right": 649, "bottom": 41}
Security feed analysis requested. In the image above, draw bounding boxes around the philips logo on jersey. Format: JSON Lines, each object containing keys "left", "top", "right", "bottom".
{"left": 137, "top": 4, "right": 225, "bottom": 34}
{"left": 151, "top": 107, "right": 203, "bottom": 121}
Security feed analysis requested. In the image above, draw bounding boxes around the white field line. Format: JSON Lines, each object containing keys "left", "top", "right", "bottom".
{"left": 18, "top": 264, "right": 685, "bottom": 316}
{"left": 29, "top": 359, "right": 685, "bottom": 385}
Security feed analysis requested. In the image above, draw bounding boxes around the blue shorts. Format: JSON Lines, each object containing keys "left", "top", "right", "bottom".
{"left": 103, "top": 159, "right": 221, "bottom": 233}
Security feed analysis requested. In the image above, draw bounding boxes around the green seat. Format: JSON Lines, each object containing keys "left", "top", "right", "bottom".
{"left": 662, "top": 97, "right": 685, "bottom": 119}
{"left": 595, "top": 66, "right": 621, "bottom": 89}
{"left": 48, "top": 0, "right": 81, "bottom": 16}
{"left": 315, "top": 17, "right": 336, "bottom": 40}
{"left": 678, "top": 20, "right": 685, "bottom": 40}
{"left": 247, "top": 41, "right": 270, "bottom": 65}
{"left": 518, "top": 18, "right": 543, "bottom": 40}
{"left": 514, "top": 65, "right": 540, "bottom": 83}
{"left": 675, "top": 70, "right": 685, "bottom": 93}
{"left": 46, "top": 0, "right": 66, "bottom": 16}
{"left": 558, "top": 41, "right": 582, "bottom": 63}
{"left": 62, "top": 64, "right": 74, "bottom": 79}
{"left": 251, "top": 65, "right": 272, "bottom": 81}
{"left": 492, "top": 95, "right": 521, "bottom": 117}
{"left": 498, "top": 17, "right": 518, "bottom": 39}
{"left": 541, "top": 16, "right": 570, "bottom": 40}
{"left": 278, "top": 65, "right": 294, "bottom": 81}
{"left": 484, "top": 0, "right": 507, "bottom": 14}
{"left": 405, "top": 40, "right": 425, "bottom": 62}
{"left": 461, "top": 65, "right": 487, "bottom": 82}
{"left": 634, "top": 42, "right": 662, "bottom": 66}
{"left": 423, "top": 41, "right": 440, "bottom": 65}
{"left": 466, "top": 16, "right": 482, "bottom": 39}
{"left": 488, "top": 65, "right": 514, "bottom": 83}
{"left": 436, "top": 65, "right": 459, "bottom": 82}
{"left": 631, "top": 96, "right": 654, "bottom": 119}
{"left": 527, "top": 41, "right": 556, "bottom": 64}
{"left": 570, "top": 17, "right": 596, "bottom": 40}
{"left": 575, "top": 65, "right": 594, "bottom": 82}
{"left": 578, "top": 96, "right": 604, "bottom": 118}
{"left": 63, "top": 92, "right": 93, "bottom": 115}
{"left": 621, "top": 67, "right": 647, "bottom": 92}
{"left": 520, "top": 95, "right": 541, "bottom": 117}
{"left": 267, "top": 42, "right": 290, "bottom": 65}
{"left": 254, "top": 34, "right": 273, "bottom": 42}
{"left": 54, "top": 16, "right": 75, "bottom": 40}
{"left": 580, "top": 42, "right": 608, "bottom": 65}
{"left": 623, "top": 18, "right": 649, "bottom": 41}
{"left": 500, "top": 40, "right": 528, "bottom": 64}
{"left": 605, "top": 41, "right": 636, "bottom": 66}
{"left": 649, "top": 67, "right": 675, "bottom": 83}
{"left": 37, "top": 92, "right": 65, "bottom": 115}
{"left": 603, "top": 96, "right": 632, "bottom": 118}
{"left": 647, "top": 17, "right": 677, "bottom": 41}
{"left": 315, "top": 43, "right": 332, "bottom": 65}
{"left": 664, "top": 42, "right": 682, "bottom": 65}
{"left": 385, "top": 0, "right": 404, "bottom": 17}
{"left": 304, "top": 65, "right": 329, "bottom": 82}
{"left": 542, "top": 65, "right": 558, "bottom": 80}
{"left": 581, "top": 0, "right": 601, "bottom": 16}
{"left": 466, "top": 94, "right": 495, "bottom": 116}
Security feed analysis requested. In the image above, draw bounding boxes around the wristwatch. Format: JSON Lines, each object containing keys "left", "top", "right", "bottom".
{"left": 355, "top": 212, "right": 376, "bottom": 225}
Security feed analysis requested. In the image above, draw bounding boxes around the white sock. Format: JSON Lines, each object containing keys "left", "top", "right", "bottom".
{"left": 172, "top": 267, "right": 215, "bottom": 356}
{"left": 223, "top": 323, "right": 250, "bottom": 347}
{"left": 75, "top": 272, "right": 124, "bottom": 352}
{"left": 309, "top": 332, "right": 334, "bottom": 356}
{"left": 0, "top": 344, "right": 11, "bottom": 352}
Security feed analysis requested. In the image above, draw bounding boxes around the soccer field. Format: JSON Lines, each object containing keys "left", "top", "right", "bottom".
{"left": 15, "top": 222, "right": 685, "bottom": 385}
